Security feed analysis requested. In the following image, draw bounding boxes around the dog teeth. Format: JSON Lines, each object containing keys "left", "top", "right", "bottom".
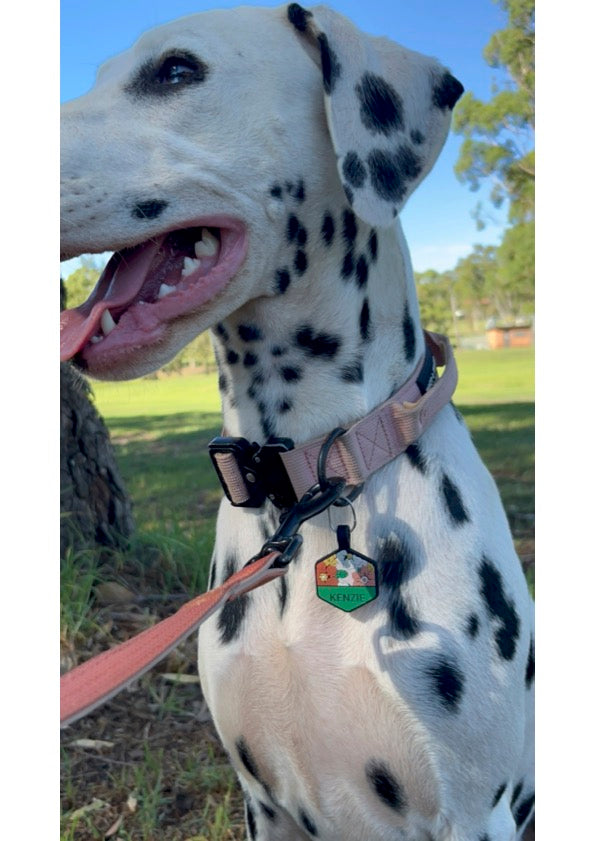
{"left": 90, "top": 335, "right": 103, "bottom": 344}
{"left": 100, "top": 309, "right": 116, "bottom": 335}
{"left": 182, "top": 256, "right": 202, "bottom": 277}
{"left": 194, "top": 229, "right": 218, "bottom": 257}
{"left": 158, "top": 283, "right": 177, "bottom": 299}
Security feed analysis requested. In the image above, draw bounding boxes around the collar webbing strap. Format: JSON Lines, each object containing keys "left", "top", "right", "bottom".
{"left": 213, "top": 331, "right": 457, "bottom": 505}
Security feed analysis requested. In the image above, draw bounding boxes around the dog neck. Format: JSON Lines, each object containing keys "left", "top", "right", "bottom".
{"left": 211, "top": 208, "right": 424, "bottom": 447}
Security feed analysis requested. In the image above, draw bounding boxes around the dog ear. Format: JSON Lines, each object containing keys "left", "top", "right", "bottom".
{"left": 287, "top": 3, "right": 463, "bottom": 227}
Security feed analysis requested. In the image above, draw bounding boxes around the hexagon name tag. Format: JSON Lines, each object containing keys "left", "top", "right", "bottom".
{"left": 314, "top": 525, "right": 379, "bottom": 613}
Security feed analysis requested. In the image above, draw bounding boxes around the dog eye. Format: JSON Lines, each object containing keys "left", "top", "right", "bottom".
{"left": 157, "top": 55, "right": 199, "bottom": 85}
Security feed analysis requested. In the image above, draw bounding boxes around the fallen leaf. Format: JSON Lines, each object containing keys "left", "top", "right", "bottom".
{"left": 104, "top": 814, "right": 124, "bottom": 838}
{"left": 159, "top": 673, "right": 200, "bottom": 684}
{"left": 70, "top": 738, "right": 115, "bottom": 751}
{"left": 126, "top": 794, "right": 137, "bottom": 813}
{"left": 95, "top": 582, "right": 136, "bottom": 605}
{"left": 69, "top": 799, "right": 109, "bottom": 821}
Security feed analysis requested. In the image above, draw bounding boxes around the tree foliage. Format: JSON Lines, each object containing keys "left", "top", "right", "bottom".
{"left": 453, "top": 0, "right": 534, "bottom": 225}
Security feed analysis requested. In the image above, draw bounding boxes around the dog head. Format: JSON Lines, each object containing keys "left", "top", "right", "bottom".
{"left": 60, "top": 3, "right": 462, "bottom": 379}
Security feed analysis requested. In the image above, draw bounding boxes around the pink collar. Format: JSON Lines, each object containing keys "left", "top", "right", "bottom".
{"left": 210, "top": 330, "right": 458, "bottom": 508}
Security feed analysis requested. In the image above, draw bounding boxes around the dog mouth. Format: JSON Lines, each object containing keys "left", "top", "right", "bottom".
{"left": 60, "top": 218, "right": 248, "bottom": 366}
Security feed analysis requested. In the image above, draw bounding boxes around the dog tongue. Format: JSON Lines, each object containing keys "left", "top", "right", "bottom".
{"left": 60, "top": 237, "right": 166, "bottom": 361}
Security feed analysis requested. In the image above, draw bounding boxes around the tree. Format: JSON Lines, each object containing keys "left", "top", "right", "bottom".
{"left": 63, "top": 264, "right": 100, "bottom": 309}
{"left": 416, "top": 270, "right": 455, "bottom": 335}
{"left": 452, "top": 245, "right": 498, "bottom": 327}
{"left": 60, "top": 279, "right": 134, "bottom": 556}
{"left": 453, "top": 0, "right": 534, "bottom": 226}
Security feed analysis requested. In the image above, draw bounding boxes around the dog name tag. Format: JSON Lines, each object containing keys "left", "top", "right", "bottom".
{"left": 315, "top": 525, "right": 378, "bottom": 612}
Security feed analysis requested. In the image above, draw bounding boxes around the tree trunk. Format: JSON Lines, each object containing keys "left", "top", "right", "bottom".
{"left": 60, "top": 362, "right": 135, "bottom": 556}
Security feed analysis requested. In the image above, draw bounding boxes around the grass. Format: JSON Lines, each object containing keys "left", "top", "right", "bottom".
{"left": 61, "top": 346, "right": 534, "bottom": 840}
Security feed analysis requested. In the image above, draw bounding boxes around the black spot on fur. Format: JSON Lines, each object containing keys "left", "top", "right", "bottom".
{"left": 365, "top": 761, "right": 406, "bottom": 812}
{"left": 433, "top": 72, "right": 464, "bottom": 110}
{"left": 218, "top": 557, "right": 249, "bottom": 643}
{"left": 247, "top": 372, "right": 264, "bottom": 400}
{"left": 426, "top": 656, "right": 465, "bottom": 711}
{"left": 277, "top": 398, "right": 292, "bottom": 414}
{"left": 278, "top": 575, "right": 288, "bottom": 616}
{"left": 243, "top": 352, "right": 258, "bottom": 368}
{"left": 246, "top": 800, "right": 257, "bottom": 840}
{"left": 269, "top": 183, "right": 283, "bottom": 199}
{"left": 514, "top": 793, "right": 534, "bottom": 828}
{"left": 479, "top": 558, "right": 520, "bottom": 661}
{"left": 271, "top": 345, "right": 287, "bottom": 357}
{"left": 318, "top": 33, "right": 341, "bottom": 95}
{"left": 377, "top": 535, "right": 419, "bottom": 638}
{"left": 341, "top": 251, "right": 354, "bottom": 280}
{"left": 321, "top": 213, "right": 335, "bottom": 246}
{"left": 300, "top": 809, "right": 318, "bottom": 836}
{"left": 404, "top": 443, "right": 427, "bottom": 474}
{"left": 208, "top": 557, "right": 217, "bottom": 589}
{"left": 526, "top": 636, "right": 535, "bottom": 687}
{"left": 226, "top": 348, "right": 239, "bottom": 365}
{"left": 287, "top": 179, "right": 306, "bottom": 202}
{"left": 215, "top": 322, "right": 229, "bottom": 342}
{"left": 344, "top": 185, "right": 354, "bottom": 205}
{"left": 342, "top": 152, "right": 367, "bottom": 188}
{"left": 355, "top": 72, "right": 405, "bottom": 136}
{"left": 402, "top": 305, "right": 416, "bottom": 362}
{"left": 410, "top": 129, "right": 425, "bottom": 145}
{"left": 295, "top": 326, "right": 341, "bottom": 359}
{"left": 294, "top": 249, "right": 308, "bottom": 275}
{"left": 479, "top": 836, "right": 491, "bottom": 841}
{"left": 237, "top": 738, "right": 268, "bottom": 794}
{"left": 218, "top": 372, "right": 228, "bottom": 394}
{"left": 238, "top": 324, "right": 262, "bottom": 342}
{"left": 367, "top": 146, "right": 422, "bottom": 203}
{"left": 275, "top": 268, "right": 291, "bottom": 294}
{"left": 368, "top": 229, "right": 378, "bottom": 262}
{"left": 441, "top": 473, "right": 470, "bottom": 525}
{"left": 287, "top": 214, "right": 300, "bottom": 243}
{"left": 342, "top": 209, "right": 358, "bottom": 247}
{"left": 466, "top": 613, "right": 480, "bottom": 639}
{"left": 492, "top": 783, "right": 507, "bottom": 808}
{"left": 132, "top": 199, "right": 168, "bottom": 220}
{"left": 257, "top": 402, "right": 276, "bottom": 440}
{"left": 359, "top": 299, "right": 371, "bottom": 342}
{"left": 356, "top": 254, "right": 369, "bottom": 288}
{"left": 511, "top": 782, "right": 523, "bottom": 807}
{"left": 280, "top": 365, "right": 302, "bottom": 383}
{"left": 259, "top": 801, "right": 276, "bottom": 822}
{"left": 340, "top": 358, "right": 364, "bottom": 383}
{"left": 287, "top": 3, "right": 311, "bottom": 32}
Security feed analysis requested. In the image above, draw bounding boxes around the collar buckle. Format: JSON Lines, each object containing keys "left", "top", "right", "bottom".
{"left": 208, "top": 436, "right": 297, "bottom": 510}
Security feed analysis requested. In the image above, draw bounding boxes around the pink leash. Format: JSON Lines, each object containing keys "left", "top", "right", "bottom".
{"left": 60, "top": 551, "right": 284, "bottom": 727}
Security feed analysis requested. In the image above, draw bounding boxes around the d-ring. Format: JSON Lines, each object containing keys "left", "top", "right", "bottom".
{"left": 317, "top": 426, "right": 363, "bottom": 506}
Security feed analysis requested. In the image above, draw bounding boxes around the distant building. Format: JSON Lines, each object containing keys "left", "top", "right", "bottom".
{"left": 486, "top": 322, "right": 534, "bottom": 349}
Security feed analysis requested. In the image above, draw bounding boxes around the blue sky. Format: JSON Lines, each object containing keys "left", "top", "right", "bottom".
{"left": 60, "top": 0, "right": 510, "bottom": 276}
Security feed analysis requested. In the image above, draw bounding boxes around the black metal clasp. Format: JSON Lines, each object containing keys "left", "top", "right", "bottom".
{"left": 208, "top": 436, "right": 297, "bottom": 510}
{"left": 254, "top": 477, "right": 347, "bottom": 568}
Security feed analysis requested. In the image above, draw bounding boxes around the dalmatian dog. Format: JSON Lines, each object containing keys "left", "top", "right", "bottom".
{"left": 60, "top": 4, "right": 534, "bottom": 840}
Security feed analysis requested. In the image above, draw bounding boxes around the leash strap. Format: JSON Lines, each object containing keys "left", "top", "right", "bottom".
{"left": 60, "top": 551, "right": 285, "bottom": 728}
